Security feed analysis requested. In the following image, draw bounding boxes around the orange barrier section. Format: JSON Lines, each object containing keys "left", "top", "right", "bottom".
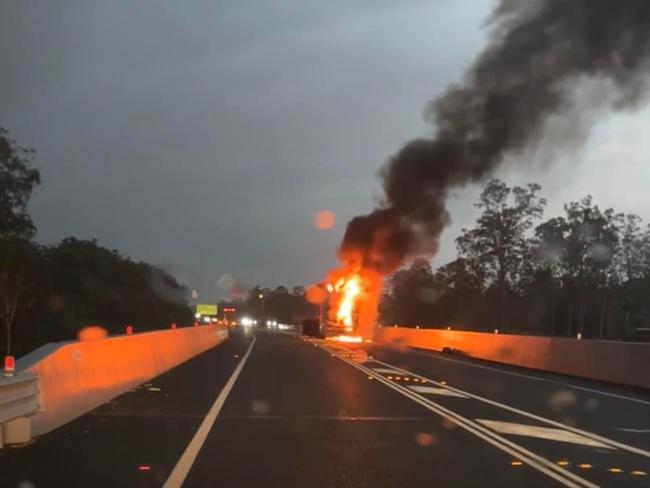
{"left": 374, "top": 327, "right": 650, "bottom": 389}
{"left": 22, "top": 325, "right": 228, "bottom": 436}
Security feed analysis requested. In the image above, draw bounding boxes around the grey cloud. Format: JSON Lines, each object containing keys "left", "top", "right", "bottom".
{"left": 1, "top": 0, "right": 492, "bottom": 299}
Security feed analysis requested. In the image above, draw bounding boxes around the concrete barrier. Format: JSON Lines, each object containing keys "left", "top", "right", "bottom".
{"left": 0, "top": 373, "right": 39, "bottom": 446}
{"left": 374, "top": 326, "right": 650, "bottom": 389}
{"left": 17, "top": 325, "right": 228, "bottom": 436}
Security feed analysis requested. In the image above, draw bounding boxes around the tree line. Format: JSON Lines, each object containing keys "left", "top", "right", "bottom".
{"left": 380, "top": 179, "right": 650, "bottom": 341}
{"left": 1, "top": 127, "right": 193, "bottom": 356}
{"left": 5, "top": 123, "right": 649, "bottom": 353}
{"left": 218, "top": 284, "right": 311, "bottom": 326}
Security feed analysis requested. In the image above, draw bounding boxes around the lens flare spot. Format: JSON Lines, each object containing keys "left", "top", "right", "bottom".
{"left": 548, "top": 390, "right": 577, "bottom": 412}
{"left": 251, "top": 399, "right": 270, "bottom": 414}
{"left": 414, "top": 432, "right": 436, "bottom": 446}
{"left": 442, "top": 418, "right": 455, "bottom": 430}
{"left": 217, "top": 273, "right": 235, "bottom": 290}
{"left": 314, "top": 210, "right": 336, "bottom": 230}
{"left": 305, "top": 284, "right": 327, "bottom": 305}
{"left": 77, "top": 325, "right": 108, "bottom": 342}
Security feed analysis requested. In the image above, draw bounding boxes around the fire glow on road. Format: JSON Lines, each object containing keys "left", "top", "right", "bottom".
{"left": 326, "top": 335, "right": 363, "bottom": 344}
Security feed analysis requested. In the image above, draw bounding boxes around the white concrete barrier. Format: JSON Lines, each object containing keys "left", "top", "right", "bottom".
{"left": 17, "top": 325, "right": 228, "bottom": 436}
{"left": 374, "top": 326, "right": 650, "bottom": 389}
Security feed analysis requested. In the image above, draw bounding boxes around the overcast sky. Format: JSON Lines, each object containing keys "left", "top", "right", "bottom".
{"left": 3, "top": 1, "right": 650, "bottom": 301}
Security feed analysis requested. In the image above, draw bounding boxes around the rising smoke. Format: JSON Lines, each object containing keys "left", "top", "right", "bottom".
{"left": 339, "top": 0, "right": 650, "bottom": 274}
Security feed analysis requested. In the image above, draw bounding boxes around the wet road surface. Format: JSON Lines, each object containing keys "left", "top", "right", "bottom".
{"left": 2, "top": 329, "right": 649, "bottom": 487}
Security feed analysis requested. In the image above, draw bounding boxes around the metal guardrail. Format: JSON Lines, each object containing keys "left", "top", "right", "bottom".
{"left": 0, "top": 372, "right": 40, "bottom": 447}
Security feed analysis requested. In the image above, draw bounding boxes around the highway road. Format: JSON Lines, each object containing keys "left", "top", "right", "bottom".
{"left": 2, "top": 328, "right": 650, "bottom": 487}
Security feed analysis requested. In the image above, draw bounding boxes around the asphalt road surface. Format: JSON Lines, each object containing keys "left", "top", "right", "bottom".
{"left": 2, "top": 328, "right": 650, "bottom": 487}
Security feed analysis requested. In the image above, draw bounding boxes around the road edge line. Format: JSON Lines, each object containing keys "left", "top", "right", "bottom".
{"left": 163, "top": 335, "right": 256, "bottom": 488}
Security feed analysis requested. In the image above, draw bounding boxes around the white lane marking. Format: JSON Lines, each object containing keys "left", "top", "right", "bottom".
{"left": 618, "top": 428, "right": 650, "bottom": 433}
{"left": 476, "top": 419, "right": 614, "bottom": 449}
{"left": 331, "top": 350, "right": 595, "bottom": 488}
{"left": 229, "top": 414, "right": 432, "bottom": 421}
{"left": 372, "top": 358, "right": 650, "bottom": 459}
{"left": 372, "top": 367, "right": 403, "bottom": 374}
{"left": 163, "top": 337, "right": 256, "bottom": 488}
{"left": 405, "top": 347, "right": 650, "bottom": 406}
{"left": 408, "top": 385, "right": 468, "bottom": 397}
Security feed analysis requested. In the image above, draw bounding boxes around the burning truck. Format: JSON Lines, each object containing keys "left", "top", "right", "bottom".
{"left": 316, "top": 0, "right": 650, "bottom": 344}
{"left": 303, "top": 261, "right": 382, "bottom": 341}
{"left": 308, "top": 1, "right": 650, "bottom": 343}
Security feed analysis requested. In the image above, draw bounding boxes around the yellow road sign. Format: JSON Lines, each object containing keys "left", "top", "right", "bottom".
{"left": 196, "top": 304, "right": 218, "bottom": 316}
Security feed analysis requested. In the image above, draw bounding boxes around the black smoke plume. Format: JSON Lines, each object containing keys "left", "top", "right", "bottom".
{"left": 339, "top": 0, "right": 650, "bottom": 274}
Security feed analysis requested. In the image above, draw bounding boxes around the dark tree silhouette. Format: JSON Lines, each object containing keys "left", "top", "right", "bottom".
{"left": 381, "top": 180, "right": 650, "bottom": 342}
{"left": 0, "top": 127, "right": 40, "bottom": 240}
{"left": 457, "top": 179, "right": 546, "bottom": 327}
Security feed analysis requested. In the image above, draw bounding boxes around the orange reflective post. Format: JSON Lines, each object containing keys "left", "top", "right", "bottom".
{"left": 4, "top": 355, "right": 15, "bottom": 377}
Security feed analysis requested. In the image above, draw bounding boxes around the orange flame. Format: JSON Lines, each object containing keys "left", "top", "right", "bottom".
{"left": 324, "top": 262, "right": 383, "bottom": 338}
{"left": 334, "top": 274, "right": 361, "bottom": 328}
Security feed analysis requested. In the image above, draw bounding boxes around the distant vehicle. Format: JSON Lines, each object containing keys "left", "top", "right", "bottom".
{"left": 301, "top": 318, "right": 323, "bottom": 338}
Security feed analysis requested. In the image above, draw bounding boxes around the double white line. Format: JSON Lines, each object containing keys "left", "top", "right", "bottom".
{"left": 329, "top": 347, "right": 598, "bottom": 488}
{"left": 371, "top": 357, "right": 650, "bottom": 459}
